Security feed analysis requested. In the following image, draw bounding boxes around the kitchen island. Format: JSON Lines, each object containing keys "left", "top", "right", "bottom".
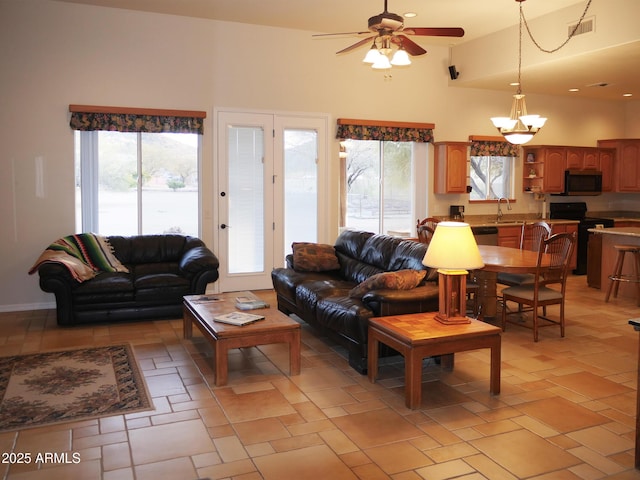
{"left": 588, "top": 227, "right": 640, "bottom": 302}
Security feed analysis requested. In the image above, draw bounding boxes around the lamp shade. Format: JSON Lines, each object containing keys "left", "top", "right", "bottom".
{"left": 422, "top": 222, "right": 484, "bottom": 271}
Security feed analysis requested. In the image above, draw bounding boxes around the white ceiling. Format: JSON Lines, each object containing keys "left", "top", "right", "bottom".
{"left": 55, "top": 0, "right": 639, "bottom": 102}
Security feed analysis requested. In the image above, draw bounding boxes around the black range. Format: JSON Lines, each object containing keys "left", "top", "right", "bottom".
{"left": 549, "top": 202, "right": 614, "bottom": 275}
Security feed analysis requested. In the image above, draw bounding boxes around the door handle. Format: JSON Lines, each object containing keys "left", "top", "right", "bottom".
{"left": 220, "top": 224, "right": 229, "bottom": 229}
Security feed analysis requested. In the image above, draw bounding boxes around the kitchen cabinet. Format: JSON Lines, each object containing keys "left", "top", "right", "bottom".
{"left": 522, "top": 146, "right": 565, "bottom": 194}
{"left": 599, "top": 148, "right": 615, "bottom": 192}
{"left": 587, "top": 232, "right": 603, "bottom": 288}
{"left": 497, "top": 225, "right": 521, "bottom": 248}
{"left": 566, "top": 147, "right": 600, "bottom": 170}
{"left": 597, "top": 139, "right": 640, "bottom": 192}
{"left": 434, "top": 142, "right": 468, "bottom": 194}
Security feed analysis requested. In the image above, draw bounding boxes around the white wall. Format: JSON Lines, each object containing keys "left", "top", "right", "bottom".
{"left": 0, "top": 0, "right": 637, "bottom": 311}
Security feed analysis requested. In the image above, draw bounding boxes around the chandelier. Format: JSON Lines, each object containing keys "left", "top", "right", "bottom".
{"left": 490, "top": 0, "right": 546, "bottom": 145}
{"left": 363, "top": 36, "right": 411, "bottom": 70}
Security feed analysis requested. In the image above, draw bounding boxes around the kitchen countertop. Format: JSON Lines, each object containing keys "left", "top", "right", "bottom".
{"left": 457, "top": 216, "right": 579, "bottom": 228}
{"left": 437, "top": 214, "right": 639, "bottom": 229}
{"left": 588, "top": 227, "right": 640, "bottom": 238}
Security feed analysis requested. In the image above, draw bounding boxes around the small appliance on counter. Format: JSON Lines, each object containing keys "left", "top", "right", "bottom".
{"left": 449, "top": 205, "right": 465, "bottom": 221}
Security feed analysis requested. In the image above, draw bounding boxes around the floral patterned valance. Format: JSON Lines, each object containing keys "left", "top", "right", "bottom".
{"left": 69, "top": 105, "right": 206, "bottom": 135}
{"left": 469, "top": 139, "right": 519, "bottom": 157}
{"left": 336, "top": 118, "right": 434, "bottom": 143}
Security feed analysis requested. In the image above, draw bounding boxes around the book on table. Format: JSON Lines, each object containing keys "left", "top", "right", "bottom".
{"left": 235, "top": 291, "right": 270, "bottom": 310}
{"left": 214, "top": 311, "right": 265, "bottom": 326}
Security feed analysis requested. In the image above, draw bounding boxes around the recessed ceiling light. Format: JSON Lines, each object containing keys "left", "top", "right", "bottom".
{"left": 623, "top": 93, "right": 633, "bottom": 97}
{"left": 569, "top": 88, "right": 580, "bottom": 92}
{"left": 404, "top": 12, "right": 417, "bottom": 18}
{"left": 509, "top": 82, "right": 520, "bottom": 87}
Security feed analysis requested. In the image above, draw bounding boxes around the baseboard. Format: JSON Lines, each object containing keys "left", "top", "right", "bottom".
{"left": 0, "top": 302, "right": 55, "bottom": 313}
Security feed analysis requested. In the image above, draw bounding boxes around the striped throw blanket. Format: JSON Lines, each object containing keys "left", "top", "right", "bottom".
{"left": 29, "top": 233, "right": 128, "bottom": 282}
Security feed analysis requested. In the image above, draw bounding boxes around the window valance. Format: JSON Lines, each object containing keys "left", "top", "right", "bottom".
{"left": 337, "top": 118, "right": 435, "bottom": 143}
{"left": 469, "top": 135, "right": 519, "bottom": 157}
{"left": 69, "top": 105, "right": 206, "bottom": 134}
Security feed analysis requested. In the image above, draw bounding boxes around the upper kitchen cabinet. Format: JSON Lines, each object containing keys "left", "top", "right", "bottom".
{"left": 598, "top": 148, "right": 615, "bottom": 192}
{"left": 434, "top": 142, "right": 468, "bottom": 194}
{"left": 566, "top": 147, "right": 599, "bottom": 170}
{"left": 522, "top": 146, "right": 565, "bottom": 194}
{"left": 597, "top": 139, "right": 640, "bottom": 192}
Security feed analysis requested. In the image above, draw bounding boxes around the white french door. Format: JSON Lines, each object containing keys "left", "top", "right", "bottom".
{"left": 216, "top": 110, "right": 328, "bottom": 292}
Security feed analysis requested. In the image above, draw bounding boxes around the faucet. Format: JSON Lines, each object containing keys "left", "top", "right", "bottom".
{"left": 496, "top": 197, "right": 512, "bottom": 222}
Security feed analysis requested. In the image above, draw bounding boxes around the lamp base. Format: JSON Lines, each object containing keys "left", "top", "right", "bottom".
{"left": 436, "top": 270, "right": 472, "bottom": 325}
{"left": 434, "top": 313, "right": 471, "bottom": 325}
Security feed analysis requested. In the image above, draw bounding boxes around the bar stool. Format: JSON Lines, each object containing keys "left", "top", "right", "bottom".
{"left": 605, "top": 244, "right": 640, "bottom": 306}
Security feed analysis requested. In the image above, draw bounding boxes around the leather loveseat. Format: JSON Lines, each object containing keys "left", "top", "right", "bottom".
{"left": 34, "top": 234, "right": 219, "bottom": 326}
{"left": 271, "top": 230, "right": 440, "bottom": 373}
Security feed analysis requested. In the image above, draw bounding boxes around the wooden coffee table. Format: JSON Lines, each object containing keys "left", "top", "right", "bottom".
{"left": 368, "top": 312, "right": 501, "bottom": 409}
{"left": 183, "top": 293, "right": 301, "bottom": 386}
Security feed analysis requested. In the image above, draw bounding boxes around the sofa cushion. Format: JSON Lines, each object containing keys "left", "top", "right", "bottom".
{"left": 349, "top": 269, "right": 426, "bottom": 299}
{"left": 315, "top": 295, "right": 372, "bottom": 345}
{"left": 389, "top": 240, "right": 437, "bottom": 281}
{"left": 292, "top": 242, "right": 340, "bottom": 272}
{"left": 334, "top": 230, "right": 374, "bottom": 259}
{"left": 358, "top": 234, "right": 404, "bottom": 270}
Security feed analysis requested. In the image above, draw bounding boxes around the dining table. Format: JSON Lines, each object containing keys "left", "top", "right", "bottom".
{"left": 473, "top": 245, "right": 552, "bottom": 320}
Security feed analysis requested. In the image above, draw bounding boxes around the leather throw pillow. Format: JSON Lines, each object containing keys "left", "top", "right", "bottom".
{"left": 349, "top": 269, "right": 426, "bottom": 299}
{"left": 292, "top": 242, "right": 340, "bottom": 272}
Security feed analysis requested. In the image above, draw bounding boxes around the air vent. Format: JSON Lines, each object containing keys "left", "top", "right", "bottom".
{"left": 568, "top": 16, "right": 594, "bottom": 37}
{"left": 587, "top": 82, "right": 609, "bottom": 88}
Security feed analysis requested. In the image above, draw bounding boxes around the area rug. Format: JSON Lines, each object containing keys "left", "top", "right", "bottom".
{"left": 0, "top": 344, "right": 153, "bottom": 432}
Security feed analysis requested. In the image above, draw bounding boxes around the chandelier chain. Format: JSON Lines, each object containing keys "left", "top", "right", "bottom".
{"left": 520, "top": 0, "right": 593, "bottom": 54}
{"left": 517, "top": 1, "right": 523, "bottom": 94}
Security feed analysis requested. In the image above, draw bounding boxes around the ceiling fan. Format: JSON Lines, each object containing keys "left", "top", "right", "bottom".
{"left": 314, "top": 0, "right": 464, "bottom": 62}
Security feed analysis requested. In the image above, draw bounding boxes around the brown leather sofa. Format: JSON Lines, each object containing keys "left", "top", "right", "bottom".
{"left": 271, "top": 230, "right": 439, "bottom": 373}
{"left": 35, "top": 234, "right": 219, "bottom": 326}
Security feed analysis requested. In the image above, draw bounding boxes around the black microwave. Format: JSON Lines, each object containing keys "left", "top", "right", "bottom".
{"left": 562, "top": 169, "right": 602, "bottom": 196}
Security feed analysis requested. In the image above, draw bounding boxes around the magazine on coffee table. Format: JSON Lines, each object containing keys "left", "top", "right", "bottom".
{"left": 214, "top": 311, "right": 265, "bottom": 326}
{"left": 235, "top": 291, "right": 270, "bottom": 310}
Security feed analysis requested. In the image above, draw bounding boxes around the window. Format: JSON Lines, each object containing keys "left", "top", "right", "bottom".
{"left": 336, "top": 118, "right": 433, "bottom": 236}
{"left": 468, "top": 137, "right": 518, "bottom": 201}
{"left": 71, "top": 106, "right": 205, "bottom": 236}
{"left": 342, "top": 139, "right": 415, "bottom": 234}
{"left": 76, "top": 131, "right": 200, "bottom": 236}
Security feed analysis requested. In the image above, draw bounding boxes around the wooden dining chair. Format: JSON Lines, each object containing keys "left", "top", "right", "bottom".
{"left": 416, "top": 217, "right": 440, "bottom": 244}
{"left": 501, "top": 232, "right": 576, "bottom": 341}
{"left": 497, "top": 221, "right": 552, "bottom": 287}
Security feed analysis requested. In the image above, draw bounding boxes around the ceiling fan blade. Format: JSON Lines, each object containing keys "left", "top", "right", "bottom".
{"left": 313, "top": 31, "right": 371, "bottom": 38}
{"left": 336, "top": 36, "right": 375, "bottom": 54}
{"left": 403, "top": 27, "right": 465, "bottom": 37}
{"left": 392, "top": 35, "right": 426, "bottom": 56}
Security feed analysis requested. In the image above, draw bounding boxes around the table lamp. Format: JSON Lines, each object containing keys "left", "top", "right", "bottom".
{"left": 422, "top": 222, "right": 485, "bottom": 324}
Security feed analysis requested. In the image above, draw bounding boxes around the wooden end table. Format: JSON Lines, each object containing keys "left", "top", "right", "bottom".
{"left": 183, "top": 293, "right": 301, "bottom": 386}
{"left": 368, "top": 312, "right": 501, "bottom": 409}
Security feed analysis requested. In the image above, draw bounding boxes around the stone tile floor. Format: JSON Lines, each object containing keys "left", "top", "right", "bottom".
{"left": 1, "top": 276, "right": 640, "bottom": 479}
